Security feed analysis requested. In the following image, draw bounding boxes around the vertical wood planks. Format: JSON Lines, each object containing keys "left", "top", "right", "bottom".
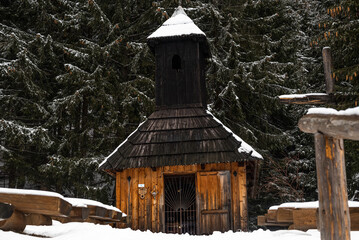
{"left": 132, "top": 168, "right": 139, "bottom": 230}
{"left": 138, "top": 168, "right": 145, "bottom": 230}
{"left": 151, "top": 168, "right": 158, "bottom": 232}
{"left": 230, "top": 162, "right": 240, "bottom": 231}
{"left": 315, "top": 133, "right": 350, "bottom": 240}
{"left": 237, "top": 164, "right": 247, "bottom": 231}
{"left": 115, "top": 163, "right": 249, "bottom": 234}
{"left": 145, "top": 167, "right": 152, "bottom": 230}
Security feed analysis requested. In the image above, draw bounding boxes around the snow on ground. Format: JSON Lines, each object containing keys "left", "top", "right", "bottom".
{"left": 0, "top": 221, "right": 358, "bottom": 240}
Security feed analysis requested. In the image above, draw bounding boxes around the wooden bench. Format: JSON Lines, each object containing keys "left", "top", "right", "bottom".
{"left": 0, "top": 188, "right": 124, "bottom": 232}
{"left": 258, "top": 201, "right": 359, "bottom": 231}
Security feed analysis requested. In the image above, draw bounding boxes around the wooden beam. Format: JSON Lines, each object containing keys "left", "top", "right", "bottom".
{"left": 279, "top": 94, "right": 332, "bottom": 105}
{"left": 298, "top": 114, "right": 359, "bottom": 141}
{"left": 0, "top": 209, "right": 26, "bottom": 232}
{"left": 0, "top": 194, "right": 72, "bottom": 217}
{"left": 323, "top": 47, "right": 335, "bottom": 94}
{"left": 25, "top": 213, "right": 52, "bottom": 226}
{"left": 314, "top": 133, "right": 350, "bottom": 240}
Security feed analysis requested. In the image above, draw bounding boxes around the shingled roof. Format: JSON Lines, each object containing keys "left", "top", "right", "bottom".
{"left": 99, "top": 107, "right": 262, "bottom": 173}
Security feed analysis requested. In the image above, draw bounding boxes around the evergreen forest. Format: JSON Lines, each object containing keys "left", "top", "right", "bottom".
{"left": 0, "top": 0, "right": 358, "bottom": 229}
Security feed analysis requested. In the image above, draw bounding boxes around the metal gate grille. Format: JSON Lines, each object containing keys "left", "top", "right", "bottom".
{"left": 164, "top": 174, "right": 196, "bottom": 234}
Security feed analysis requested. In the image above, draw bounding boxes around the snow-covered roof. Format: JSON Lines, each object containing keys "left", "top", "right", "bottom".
{"left": 147, "top": 6, "right": 205, "bottom": 39}
{"left": 206, "top": 110, "right": 263, "bottom": 159}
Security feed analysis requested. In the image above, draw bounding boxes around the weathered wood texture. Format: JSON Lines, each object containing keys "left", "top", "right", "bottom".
{"left": 197, "top": 171, "right": 231, "bottom": 234}
{"left": 314, "top": 133, "right": 350, "bottom": 240}
{"left": 290, "top": 209, "right": 317, "bottom": 231}
{"left": 258, "top": 207, "right": 359, "bottom": 231}
{"left": 322, "top": 47, "right": 334, "bottom": 94}
{"left": 278, "top": 94, "right": 333, "bottom": 105}
{"left": 0, "top": 209, "right": 26, "bottom": 232}
{"left": 25, "top": 213, "right": 52, "bottom": 226}
{"left": 116, "top": 163, "right": 247, "bottom": 234}
{"left": 298, "top": 114, "right": 359, "bottom": 141}
{"left": 100, "top": 107, "right": 259, "bottom": 172}
{"left": 154, "top": 40, "right": 207, "bottom": 108}
{"left": 0, "top": 194, "right": 72, "bottom": 217}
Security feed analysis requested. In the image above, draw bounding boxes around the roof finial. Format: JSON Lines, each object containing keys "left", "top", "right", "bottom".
{"left": 178, "top": 0, "right": 182, "bottom": 6}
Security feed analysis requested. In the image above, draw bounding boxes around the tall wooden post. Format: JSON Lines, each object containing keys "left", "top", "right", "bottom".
{"left": 314, "top": 133, "right": 350, "bottom": 240}
{"left": 322, "top": 47, "right": 334, "bottom": 94}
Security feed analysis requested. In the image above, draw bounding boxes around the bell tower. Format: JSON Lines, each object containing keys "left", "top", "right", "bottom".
{"left": 147, "top": 6, "right": 211, "bottom": 108}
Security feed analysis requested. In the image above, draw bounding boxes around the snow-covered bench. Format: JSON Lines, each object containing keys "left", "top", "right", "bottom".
{"left": 258, "top": 201, "right": 359, "bottom": 231}
{"left": 0, "top": 187, "right": 125, "bottom": 232}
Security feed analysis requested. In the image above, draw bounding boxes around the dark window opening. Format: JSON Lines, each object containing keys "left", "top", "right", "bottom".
{"left": 172, "top": 55, "right": 181, "bottom": 71}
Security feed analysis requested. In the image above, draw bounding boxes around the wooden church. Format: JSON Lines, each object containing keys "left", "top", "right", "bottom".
{"left": 99, "top": 6, "right": 262, "bottom": 235}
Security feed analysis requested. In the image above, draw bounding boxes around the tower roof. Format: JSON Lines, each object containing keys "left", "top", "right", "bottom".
{"left": 99, "top": 108, "right": 262, "bottom": 173}
{"left": 147, "top": 6, "right": 205, "bottom": 40}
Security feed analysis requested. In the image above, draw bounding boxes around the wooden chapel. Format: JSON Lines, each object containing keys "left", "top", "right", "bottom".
{"left": 99, "top": 6, "right": 262, "bottom": 235}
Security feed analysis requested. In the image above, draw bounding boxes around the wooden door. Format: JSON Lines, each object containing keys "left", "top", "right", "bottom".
{"left": 196, "top": 171, "right": 232, "bottom": 234}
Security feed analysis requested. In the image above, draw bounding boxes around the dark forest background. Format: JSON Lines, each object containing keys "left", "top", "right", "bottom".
{"left": 0, "top": 0, "right": 358, "bottom": 229}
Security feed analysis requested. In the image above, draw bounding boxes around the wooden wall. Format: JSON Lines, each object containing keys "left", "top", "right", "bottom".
{"left": 115, "top": 162, "right": 247, "bottom": 233}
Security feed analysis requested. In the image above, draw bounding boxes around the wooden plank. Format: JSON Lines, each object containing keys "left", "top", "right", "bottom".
{"left": 230, "top": 162, "right": 240, "bottom": 231}
{"left": 265, "top": 210, "right": 277, "bottom": 223}
{"left": 350, "top": 207, "right": 359, "bottom": 231}
{"left": 138, "top": 168, "right": 145, "bottom": 231}
{"left": 25, "top": 213, "right": 52, "bottom": 226}
{"left": 322, "top": 47, "right": 334, "bottom": 94}
{"left": 126, "top": 169, "right": 132, "bottom": 228}
{"left": 69, "top": 206, "right": 89, "bottom": 220}
{"left": 299, "top": 114, "right": 359, "bottom": 141}
{"left": 158, "top": 168, "right": 164, "bottom": 232}
{"left": 145, "top": 167, "right": 152, "bottom": 231}
{"left": 132, "top": 168, "right": 139, "bottom": 230}
{"left": 276, "top": 208, "right": 294, "bottom": 223}
{"left": 239, "top": 165, "right": 248, "bottom": 231}
{"left": 0, "top": 209, "right": 26, "bottom": 232}
{"left": 120, "top": 171, "right": 127, "bottom": 215}
{"left": 257, "top": 215, "right": 266, "bottom": 226}
{"left": 290, "top": 208, "right": 317, "bottom": 231}
{"left": 202, "top": 209, "right": 229, "bottom": 214}
{"left": 314, "top": 133, "right": 350, "bottom": 240}
{"left": 0, "top": 194, "right": 71, "bottom": 217}
{"left": 87, "top": 205, "right": 107, "bottom": 219}
{"left": 151, "top": 168, "right": 158, "bottom": 232}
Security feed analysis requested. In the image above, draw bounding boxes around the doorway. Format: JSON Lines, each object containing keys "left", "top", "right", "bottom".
{"left": 164, "top": 174, "right": 196, "bottom": 234}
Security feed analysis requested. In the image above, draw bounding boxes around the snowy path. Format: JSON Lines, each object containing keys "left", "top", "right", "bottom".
{"left": 1, "top": 221, "right": 359, "bottom": 240}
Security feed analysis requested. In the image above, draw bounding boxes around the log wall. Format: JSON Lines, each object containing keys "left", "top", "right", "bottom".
{"left": 115, "top": 162, "right": 247, "bottom": 233}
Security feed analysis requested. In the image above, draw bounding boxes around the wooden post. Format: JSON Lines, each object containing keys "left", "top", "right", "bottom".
{"left": 314, "top": 133, "right": 351, "bottom": 240}
{"left": 322, "top": 47, "right": 334, "bottom": 94}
